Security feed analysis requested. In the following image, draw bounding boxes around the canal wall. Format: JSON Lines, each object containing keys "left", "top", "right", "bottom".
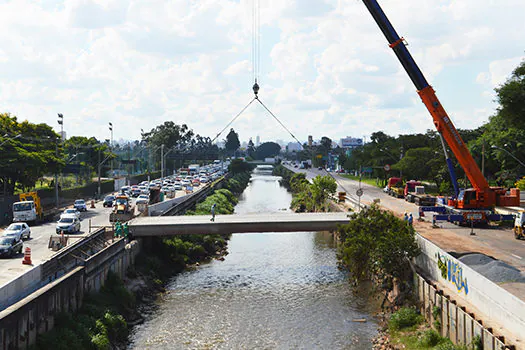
{"left": 415, "top": 234, "right": 525, "bottom": 349}
{"left": 0, "top": 236, "right": 140, "bottom": 350}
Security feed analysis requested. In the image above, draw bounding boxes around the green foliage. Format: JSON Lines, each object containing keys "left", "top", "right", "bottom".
{"left": 311, "top": 175, "right": 337, "bottom": 211}
{"left": 228, "top": 159, "right": 252, "bottom": 175}
{"left": 515, "top": 176, "right": 525, "bottom": 190}
{"left": 225, "top": 128, "right": 240, "bottom": 155}
{"left": 255, "top": 142, "right": 282, "bottom": 160}
{"left": 389, "top": 307, "right": 423, "bottom": 331}
{"left": 224, "top": 171, "right": 251, "bottom": 193}
{"left": 416, "top": 329, "right": 441, "bottom": 347}
{"left": 338, "top": 205, "right": 420, "bottom": 289}
{"left": 91, "top": 333, "right": 110, "bottom": 350}
{"left": 289, "top": 174, "right": 336, "bottom": 212}
{"left": 471, "top": 335, "right": 482, "bottom": 350}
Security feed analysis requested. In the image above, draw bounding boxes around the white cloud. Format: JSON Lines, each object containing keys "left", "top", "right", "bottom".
{"left": 0, "top": 0, "right": 524, "bottom": 144}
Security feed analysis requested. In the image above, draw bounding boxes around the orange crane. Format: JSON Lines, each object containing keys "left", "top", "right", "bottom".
{"left": 362, "top": 0, "right": 520, "bottom": 224}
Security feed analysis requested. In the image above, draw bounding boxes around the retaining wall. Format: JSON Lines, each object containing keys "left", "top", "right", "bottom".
{"left": 415, "top": 234, "right": 525, "bottom": 348}
{"left": 416, "top": 274, "right": 512, "bottom": 349}
{"left": 0, "top": 238, "right": 140, "bottom": 350}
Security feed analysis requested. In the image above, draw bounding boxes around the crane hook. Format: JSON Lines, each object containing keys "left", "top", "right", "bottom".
{"left": 252, "top": 80, "right": 260, "bottom": 99}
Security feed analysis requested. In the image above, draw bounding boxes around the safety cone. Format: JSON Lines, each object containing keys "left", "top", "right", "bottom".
{"left": 91, "top": 200, "right": 95, "bottom": 208}
{"left": 22, "top": 247, "right": 32, "bottom": 265}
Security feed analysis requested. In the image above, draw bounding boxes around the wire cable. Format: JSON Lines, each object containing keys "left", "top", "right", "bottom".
{"left": 210, "top": 97, "right": 256, "bottom": 144}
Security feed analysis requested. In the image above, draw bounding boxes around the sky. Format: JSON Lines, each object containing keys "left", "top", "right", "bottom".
{"left": 1, "top": 0, "right": 524, "bottom": 145}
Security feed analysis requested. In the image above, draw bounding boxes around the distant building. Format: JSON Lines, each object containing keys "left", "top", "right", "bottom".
{"left": 308, "top": 135, "right": 313, "bottom": 147}
{"left": 287, "top": 142, "right": 302, "bottom": 152}
{"left": 256, "top": 135, "right": 260, "bottom": 147}
{"left": 340, "top": 136, "right": 363, "bottom": 149}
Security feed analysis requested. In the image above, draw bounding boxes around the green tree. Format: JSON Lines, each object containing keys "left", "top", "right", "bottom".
{"left": 255, "top": 141, "right": 281, "bottom": 160}
{"left": 494, "top": 60, "right": 525, "bottom": 129}
{"left": 247, "top": 138, "right": 256, "bottom": 159}
{"left": 225, "top": 128, "right": 240, "bottom": 156}
{"left": 338, "top": 205, "right": 420, "bottom": 303}
{"left": 310, "top": 175, "right": 337, "bottom": 211}
{"left": 0, "top": 113, "right": 64, "bottom": 194}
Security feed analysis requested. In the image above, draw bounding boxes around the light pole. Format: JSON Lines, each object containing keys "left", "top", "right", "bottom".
{"left": 379, "top": 148, "right": 403, "bottom": 177}
{"left": 491, "top": 145, "right": 525, "bottom": 168}
{"left": 161, "top": 144, "right": 165, "bottom": 181}
{"left": 109, "top": 122, "right": 113, "bottom": 176}
{"left": 0, "top": 133, "right": 21, "bottom": 147}
{"left": 57, "top": 114, "right": 64, "bottom": 141}
{"left": 97, "top": 149, "right": 113, "bottom": 198}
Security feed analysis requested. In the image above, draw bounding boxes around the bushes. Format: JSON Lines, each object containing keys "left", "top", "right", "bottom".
{"left": 416, "top": 329, "right": 441, "bottom": 347}
{"left": 389, "top": 307, "right": 423, "bottom": 331}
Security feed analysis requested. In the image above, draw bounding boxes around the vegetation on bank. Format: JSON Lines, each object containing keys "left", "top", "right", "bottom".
{"left": 273, "top": 165, "right": 337, "bottom": 212}
{"left": 33, "top": 272, "right": 134, "bottom": 350}
{"left": 33, "top": 169, "right": 253, "bottom": 350}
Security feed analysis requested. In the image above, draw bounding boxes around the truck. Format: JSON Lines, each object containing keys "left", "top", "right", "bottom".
{"left": 188, "top": 164, "right": 200, "bottom": 175}
{"left": 12, "top": 192, "right": 59, "bottom": 224}
{"left": 363, "top": 0, "right": 519, "bottom": 227}
{"left": 109, "top": 195, "right": 135, "bottom": 223}
{"left": 405, "top": 184, "right": 437, "bottom": 206}
{"left": 385, "top": 177, "right": 403, "bottom": 197}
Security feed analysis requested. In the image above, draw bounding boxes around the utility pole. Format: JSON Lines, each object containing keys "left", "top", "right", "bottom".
{"left": 97, "top": 148, "right": 101, "bottom": 198}
{"left": 109, "top": 122, "right": 113, "bottom": 176}
{"left": 161, "top": 144, "right": 165, "bottom": 181}
{"left": 55, "top": 139, "right": 59, "bottom": 208}
{"left": 482, "top": 142, "right": 485, "bottom": 177}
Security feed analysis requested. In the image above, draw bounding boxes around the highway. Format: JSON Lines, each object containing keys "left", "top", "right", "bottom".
{"left": 286, "top": 165, "right": 525, "bottom": 274}
{"left": 0, "top": 185, "right": 203, "bottom": 288}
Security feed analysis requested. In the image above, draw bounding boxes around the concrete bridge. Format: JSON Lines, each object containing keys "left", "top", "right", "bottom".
{"left": 128, "top": 212, "right": 350, "bottom": 236}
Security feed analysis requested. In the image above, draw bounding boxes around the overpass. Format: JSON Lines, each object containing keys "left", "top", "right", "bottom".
{"left": 128, "top": 212, "right": 350, "bottom": 236}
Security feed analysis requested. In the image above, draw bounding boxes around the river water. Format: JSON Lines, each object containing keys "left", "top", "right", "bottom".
{"left": 129, "top": 167, "right": 379, "bottom": 349}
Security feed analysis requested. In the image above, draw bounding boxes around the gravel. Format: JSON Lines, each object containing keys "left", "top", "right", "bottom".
{"left": 458, "top": 253, "right": 525, "bottom": 284}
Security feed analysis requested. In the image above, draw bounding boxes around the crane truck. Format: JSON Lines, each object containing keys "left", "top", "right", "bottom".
{"left": 362, "top": 0, "right": 519, "bottom": 227}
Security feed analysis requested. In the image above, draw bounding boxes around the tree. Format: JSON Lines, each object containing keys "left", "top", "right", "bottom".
{"left": 224, "top": 128, "right": 240, "bottom": 156}
{"left": 0, "top": 113, "right": 63, "bottom": 194}
{"left": 338, "top": 205, "right": 420, "bottom": 304}
{"left": 494, "top": 60, "right": 525, "bottom": 129}
{"left": 255, "top": 141, "right": 281, "bottom": 160}
{"left": 310, "top": 175, "right": 337, "bottom": 211}
{"left": 247, "top": 138, "right": 256, "bottom": 159}
{"left": 228, "top": 159, "right": 252, "bottom": 174}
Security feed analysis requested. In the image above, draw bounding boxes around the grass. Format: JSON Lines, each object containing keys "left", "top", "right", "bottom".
{"left": 341, "top": 174, "right": 383, "bottom": 188}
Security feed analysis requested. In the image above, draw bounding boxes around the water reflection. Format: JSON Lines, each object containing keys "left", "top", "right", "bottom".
{"left": 129, "top": 167, "right": 378, "bottom": 349}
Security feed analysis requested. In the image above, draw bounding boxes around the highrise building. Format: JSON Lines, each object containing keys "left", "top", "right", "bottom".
{"left": 308, "top": 135, "right": 313, "bottom": 147}
{"left": 256, "top": 135, "right": 260, "bottom": 147}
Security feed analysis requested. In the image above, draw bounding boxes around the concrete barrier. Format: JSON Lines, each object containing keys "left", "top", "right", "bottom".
{"left": 415, "top": 234, "right": 525, "bottom": 348}
{"left": 0, "top": 265, "right": 42, "bottom": 311}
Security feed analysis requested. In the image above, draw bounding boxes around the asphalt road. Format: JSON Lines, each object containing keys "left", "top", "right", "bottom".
{"left": 285, "top": 165, "right": 525, "bottom": 272}
{"left": 0, "top": 183, "right": 207, "bottom": 288}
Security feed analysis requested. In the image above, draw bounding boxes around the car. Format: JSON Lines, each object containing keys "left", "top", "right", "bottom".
{"left": 74, "top": 199, "right": 87, "bottom": 212}
{"left": 56, "top": 217, "right": 81, "bottom": 234}
{"left": 62, "top": 208, "right": 81, "bottom": 220}
{"left": 131, "top": 189, "right": 142, "bottom": 198}
{"left": 326, "top": 168, "right": 332, "bottom": 172}
{"left": 0, "top": 236, "right": 23, "bottom": 258}
{"left": 103, "top": 195, "right": 116, "bottom": 207}
{"left": 2, "top": 222, "right": 31, "bottom": 240}
{"left": 192, "top": 179, "right": 201, "bottom": 186}
{"left": 318, "top": 166, "right": 323, "bottom": 170}
{"left": 199, "top": 177, "right": 209, "bottom": 183}
{"left": 136, "top": 194, "right": 149, "bottom": 205}
{"left": 182, "top": 179, "right": 191, "bottom": 186}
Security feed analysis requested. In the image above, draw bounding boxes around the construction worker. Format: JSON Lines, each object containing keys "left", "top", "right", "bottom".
{"left": 408, "top": 213, "right": 413, "bottom": 226}
{"left": 403, "top": 212, "right": 408, "bottom": 222}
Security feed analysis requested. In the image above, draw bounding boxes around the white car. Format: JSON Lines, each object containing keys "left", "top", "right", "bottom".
{"left": 136, "top": 194, "right": 149, "bottom": 205}
{"left": 173, "top": 182, "right": 182, "bottom": 190}
{"left": 74, "top": 199, "right": 87, "bottom": 212}
{"left": 62, "top": 208, "right": 81, "bottom": 220}
{"left": 2, "top": 222, "right": 31, "bottom": 240}
{"left": 199, "top": 177, "right": 209, "bottom": 183}
{"left": 182, "top": 179, "right": 191, "bottom": 186}
{"left": 56, "top": 217, "right": 81, "bottom": 234}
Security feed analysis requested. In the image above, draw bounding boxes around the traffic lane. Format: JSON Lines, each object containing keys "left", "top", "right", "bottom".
{"left": 0, "top": 203, "right": 112, "bottom": 287}
{"left": 284, "top": 165, "right": 525, "bottom": 269}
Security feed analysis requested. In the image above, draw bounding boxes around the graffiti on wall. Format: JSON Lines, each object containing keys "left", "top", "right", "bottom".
{"left": 437, "top": 253, "right": 469, "bottom": 295}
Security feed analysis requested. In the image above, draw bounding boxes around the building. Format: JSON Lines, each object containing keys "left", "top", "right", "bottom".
{"left": 287, "top": 142, "right": 302, "bottom": 152}
{"left": 308, "top": 135, "right": 313, "bottom": 147}
{"left": 256, "top": 135, "right": 260, "bottom": 147}
{"left": 340, "top": 136, "right": 363, "bottom": 149}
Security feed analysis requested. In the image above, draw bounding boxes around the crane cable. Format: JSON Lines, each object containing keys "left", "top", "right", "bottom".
{"left": 210, "top": 97, "right": 256, "bottom": 144}
{"left": 255, "top": 97, "right": 353, "bottom": 198}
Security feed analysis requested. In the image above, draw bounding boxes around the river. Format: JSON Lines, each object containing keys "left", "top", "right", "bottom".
{"left": 129, "top": 166, "right": 379, "bottom": 349}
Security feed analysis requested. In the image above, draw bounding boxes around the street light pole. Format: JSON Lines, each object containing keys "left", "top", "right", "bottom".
{"left": 98, "top": 149, "right": 113, "bottom": 198}
{"left": 109, "top": 122, "right": 113, "bottom": 176}
{"left": 491, "top": 145, "right": 525, "bottom": 168}
{"left": 161, "top": 144, "right": 165, "bottom": 181}
{"left": 0, "top": 134, "right": 21, "bottom": 147}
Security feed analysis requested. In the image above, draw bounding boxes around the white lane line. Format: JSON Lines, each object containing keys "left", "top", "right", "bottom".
{"left": 511, "top": 254, "right": 522, "bottom": 260}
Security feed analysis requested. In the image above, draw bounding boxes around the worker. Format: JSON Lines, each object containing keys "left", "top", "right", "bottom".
{"left": 403, "top": 212, "right": 408, "bottom": 222}
{"left": 408, "top": 213, "right": 413, "bottom": 226}
{"left": 210, "top": 203, "right": 216, "bottom": 222}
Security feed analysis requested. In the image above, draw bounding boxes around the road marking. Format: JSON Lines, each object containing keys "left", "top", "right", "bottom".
{"left": 511, "top": 254, "right": 522, "bottom": 260}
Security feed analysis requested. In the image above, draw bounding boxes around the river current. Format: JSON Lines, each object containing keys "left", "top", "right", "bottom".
{"left": 129, "top": 167, "right": 379, "bottom": 349}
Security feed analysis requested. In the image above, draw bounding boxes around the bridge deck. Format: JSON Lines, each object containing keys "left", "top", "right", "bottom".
{"left": 129, "top": 212, "right": 350, "bottom": 236}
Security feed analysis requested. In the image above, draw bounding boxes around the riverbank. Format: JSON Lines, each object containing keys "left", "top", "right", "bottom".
{"left": 31, "top": 171, "right": 252, "bottom": 349}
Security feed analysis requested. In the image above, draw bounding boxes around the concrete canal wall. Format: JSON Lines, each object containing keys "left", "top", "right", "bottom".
{"left": 415, "top": 234, "right": 525, "bottom": 349}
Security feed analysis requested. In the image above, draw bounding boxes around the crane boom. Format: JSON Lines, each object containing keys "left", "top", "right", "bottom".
{"left": 362, "top": 0, "right": 494, "bottom": 206}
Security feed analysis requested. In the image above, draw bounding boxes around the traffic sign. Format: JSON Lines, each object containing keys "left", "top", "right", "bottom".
{"left": 384, "top": 164, "right": 391, "bottom": 172}
{"left": 356, "top": 188, "right": 363, "bottom": 197}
